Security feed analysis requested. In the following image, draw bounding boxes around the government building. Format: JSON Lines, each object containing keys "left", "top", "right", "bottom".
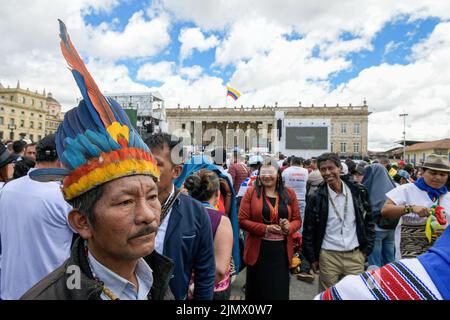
{"left": 0, "top": 82, "right": 64, "bottom": 142}
{"left": 164, "top": 102, "right": 370, "bottom": 158}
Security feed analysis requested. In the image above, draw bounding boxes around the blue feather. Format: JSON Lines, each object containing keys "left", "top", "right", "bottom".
{"left": 76, "top": 134, "right": 101, "bottom": 158}
{"left": 62, "top": 148, "right": 86, "bottom": 170}
{"left": 76, "top": 101, "right": 99, "bottom": 133}
{"left": 85, "top": 130, "right": 113, "bottom": 153}
{"left": 108, "top": 97, "right": 132, "bottom": 128}
{"left": 66, "top": 107, "right": 85, "bottom": 136}
{"left": 29, "top": 167, "right": 70, "bottom": 182}
{"left": 64, "top": 137, "right": 86, "bottom": 156}
{"left": 72, "top": 70, "right": 104, "bottom": 129}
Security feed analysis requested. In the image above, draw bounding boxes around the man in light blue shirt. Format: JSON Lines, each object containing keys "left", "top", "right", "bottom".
{"left": 0, "top": 134, "right": 73, "bottom": 299}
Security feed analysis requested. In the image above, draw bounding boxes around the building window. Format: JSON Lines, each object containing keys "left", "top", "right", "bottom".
{"left": 20, "top": 120, "right": 24, "bottom": 128}
{"left": 353, "top": 143, "right": 360, "bottom": 153}
{"left": 21, "top": 111, "right": 25, "bottom": 115}
{"left": 31, "top": 99, "right": 35, "bottom": 106}
{"left": 331, "top": 123, "right": 334, "bottom": 133}
{"left": 182, "top": 123, "right": 186, "bottom": 130}
{"left": 38, "top": 135, "right": 42, "bottom": 141}
{"left": 11, "top": 109, "right": 15, "bottom": 113}
{"left": 38, "top": 122, "right": 42, "bottom": 130}
{"left": 21, "top": 97, "right": 26, "bottom": 104}
{"left": 10, "top": 118, "right": 15, "bottom": 125}
{"left": 354, "top": 123, "right": 360, "bottom": 134}
{"left": 30, "top": 134, "right": 34, "bottom": 142}
{"left": 40, "top": 101, "right": 43, "bottom": 108}
{"left": 340, "top": 142, "right": 347, "bottom": 153}
{"left": 0, "top": 131, "right": 3, "bottom": 140}
{"left": 413, "top": 154, "right": 416, "bottom": 164}
{"left": 10, "top": 96, "right": 14, "bottom": 101}
{"left": 31, "top": 113, "right": 34, "bottom": 117}
{"left": 0, "top": 117, "right": 3, "bottom": 125}
{"left": 422, "top": 153, "right": 426, "bottom": 162}
{"left": 330, "top": 142, "right": 334, "bottom": 151}
{"left": 30, "top": 121, "right": 34, "bottom": 129}
{"left": 341, "top": 123, "right": 347, "bottom": 134}
{"left": 39, "top": 115, "right": 42, "bottom": 118}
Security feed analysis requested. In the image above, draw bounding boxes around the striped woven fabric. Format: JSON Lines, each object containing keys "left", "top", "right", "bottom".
{"left": 316, "top": 259, "right": 442, "bottom": 300}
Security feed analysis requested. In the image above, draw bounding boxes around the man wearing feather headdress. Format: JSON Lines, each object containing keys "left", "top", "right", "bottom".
{"left": 20, "top": 20, "right": 174, "bottom": 300}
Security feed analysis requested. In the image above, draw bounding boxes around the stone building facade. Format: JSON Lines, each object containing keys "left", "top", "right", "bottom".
{"left": 164, "top": 103, "right": 370, "bottom": 158}
{"left": 0, "top": 82, "right": 64, "bottom": 142}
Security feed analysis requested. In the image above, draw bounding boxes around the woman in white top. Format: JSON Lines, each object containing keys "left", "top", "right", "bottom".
{"left": 381, "top": 154, "right": 449, "bottom": 258}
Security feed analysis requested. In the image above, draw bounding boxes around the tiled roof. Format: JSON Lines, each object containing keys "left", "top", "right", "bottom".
{"left": 403, "top": 138, "right": 450, "bottom": 152}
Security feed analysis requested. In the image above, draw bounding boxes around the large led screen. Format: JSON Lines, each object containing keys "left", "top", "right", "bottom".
{"left": 285, "top": 127, "right": 328, "bottom": 150}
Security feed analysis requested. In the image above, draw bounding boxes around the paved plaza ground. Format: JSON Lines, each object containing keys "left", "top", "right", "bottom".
{"left": 229, "top": 268, "right": 319, "bottom": 300}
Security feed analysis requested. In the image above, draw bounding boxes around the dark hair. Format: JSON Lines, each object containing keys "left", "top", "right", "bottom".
{"left": 291, "top": 156, "right": 302, "bottom": 166}
{"left": 255, "top": 160, "right": 290, "bottom": 205}
{"left": 393, "top": 174, "right": 402, "bottom": 184}
{"left": 404, "top": 164, "right": 414, "bottom": 175}
{"left": 211, "top": 147, "right": 227, "bottom": 166}
{"left": 66, "top": 184, "right": 106, "bottom": 226}
{"left": 13, "top": 156, "right": 36, "bottom": 179}
{"left": 303, "top": 159, "right": 311, "bottom": 167}
{"left": 25, "top": 142, "right": 37, "bottom": 149}
{"left": 345, "top": 159, "right": 356, "bottom": 174}
{"left": 317, "top": 152, "right": 341, "bottom": 169}
{"left": 13, "top": 140, "right": 27, "bottom": 154}
{"left": 145, "top": 133, "right": 184, "bottom": 165}
{"left": 184, "top": 169, "right": 220, "bottom": 202}
{"left": 36, "top": 134, "right": 58, "bottom": 162}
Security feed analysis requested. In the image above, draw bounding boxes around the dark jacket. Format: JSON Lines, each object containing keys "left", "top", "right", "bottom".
{"left": 303, "top": 179, "right": 375, "bottom": 264}
{"left": 163, "top": 192, "right": 215, "bottom": 300}
{"left": 21, "top": 237, "right": 175, "bottom": 300}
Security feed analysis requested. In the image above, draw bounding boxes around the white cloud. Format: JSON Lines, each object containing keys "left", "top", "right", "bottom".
{"left": 136, "top": 61, "right": 175, "bottom": 82}
{"left": 178, "top": 27, "right": 219, "bottom": 61}
{"left": 179, "top": 65, "right": 203, "bottom": 80}
{"left": 85, "top": 10, "right": 171, "bottom": 60}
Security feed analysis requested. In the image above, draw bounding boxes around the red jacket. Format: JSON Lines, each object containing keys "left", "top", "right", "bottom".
{"left": 238, "top": 186, "right": 301, "bottom": 266}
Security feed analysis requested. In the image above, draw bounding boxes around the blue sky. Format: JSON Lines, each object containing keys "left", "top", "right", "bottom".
{"left": 2, "top": 0, "right": 450, "bottom": 149}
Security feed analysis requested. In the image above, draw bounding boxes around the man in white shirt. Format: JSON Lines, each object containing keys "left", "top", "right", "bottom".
{"left": 0, "top": 134, "right": 73, "bottom": 300}
{"left": 282, "top": 156, "right": 309, "bottom": 232}
{"left": 303, "top": 153, "right": 375, "bottom": 292}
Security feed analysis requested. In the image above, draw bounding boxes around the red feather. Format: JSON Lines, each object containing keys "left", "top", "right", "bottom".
{"left": 59, "top": 20, "right": 115, "bottom": 127}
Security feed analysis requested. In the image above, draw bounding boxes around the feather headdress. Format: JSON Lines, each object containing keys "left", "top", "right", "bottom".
{"left": 30, "top": 20, "right": 159, "bottom": 200}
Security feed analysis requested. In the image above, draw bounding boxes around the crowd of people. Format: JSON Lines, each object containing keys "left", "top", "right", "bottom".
{"left": 0, "top": 20, "right": 449, "bottom": 301}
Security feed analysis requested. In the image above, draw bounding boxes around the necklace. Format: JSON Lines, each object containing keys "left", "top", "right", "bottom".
{"left": 328, "top": 184, "right": 348, "bottom": 235}
{"left": 160, "top": 189, "right": 181, "bottom": 226}
{"left": 84, "top": 241, "right": 120, "bottom": 300}
{"left": 263, "top": 192, "right": 279, "bottom": 224}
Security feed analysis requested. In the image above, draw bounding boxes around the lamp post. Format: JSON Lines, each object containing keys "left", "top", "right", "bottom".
{"left": 399, "top": 113, "right": 408, "bottom": 161}
{"left": 7, "top": 123, "right": 16, "bottom": 140}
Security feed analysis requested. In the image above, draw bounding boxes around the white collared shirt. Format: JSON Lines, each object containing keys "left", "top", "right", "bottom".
{"left": 87, "top": 251, "right": 153, "bottom": 300}
{"left": 0, "top": 170, "right": 73, "bottom": 300}
{"left": 321, "top": 181, "right": 360, "bottom": 251}
{"left": 155, "top": 185, "right": 175, "bottom": 255}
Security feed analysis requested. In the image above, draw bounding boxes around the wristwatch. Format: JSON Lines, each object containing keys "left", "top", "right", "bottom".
{"left": 404, "top": 205, "right": 413, "bottom": 214}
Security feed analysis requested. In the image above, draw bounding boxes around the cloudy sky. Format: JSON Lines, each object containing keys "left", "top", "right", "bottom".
{"left": 1, "top": 0, "right": 450, "bottom": 150}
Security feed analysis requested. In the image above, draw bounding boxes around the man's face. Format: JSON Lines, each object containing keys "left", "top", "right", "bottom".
{"left": 25, "top": 145, "right": 36, "bottom": 160}
{"left": 319, "top": 160, "right": 341, "bottom": 186}
{"left": 88, "top": 175, "right": 161, "bottom": 261}
{"left": 151, "top": 144, "right": 182, "bottom": 201}
{"left": 422, "top": 169, "right": 448, "bottom": 190}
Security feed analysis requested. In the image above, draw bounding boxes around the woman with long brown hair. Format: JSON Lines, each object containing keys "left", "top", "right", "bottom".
{"left": 239, "top": 159, "right": 301, "bottom": 300}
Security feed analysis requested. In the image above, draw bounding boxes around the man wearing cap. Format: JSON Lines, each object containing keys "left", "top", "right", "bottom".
{"left": 20, "top": 20, "right": 173, "bottom": 300}
{"left": 381, "top": 154, "right": 449, "bottom": 258}
{"left": 0, "top": 134, "right": 74, "bottom": 300}
{"left": 0, "top": 143, "right": 18, "bottom": 187}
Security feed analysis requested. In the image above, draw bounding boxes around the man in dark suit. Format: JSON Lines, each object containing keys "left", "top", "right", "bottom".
{"left": 145, "top": 133, "right": 215, "bottom": 300}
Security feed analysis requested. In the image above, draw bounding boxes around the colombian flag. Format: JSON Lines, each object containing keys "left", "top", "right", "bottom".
{"left": 227, "top": 86, "right": 241, "bottom": 100}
